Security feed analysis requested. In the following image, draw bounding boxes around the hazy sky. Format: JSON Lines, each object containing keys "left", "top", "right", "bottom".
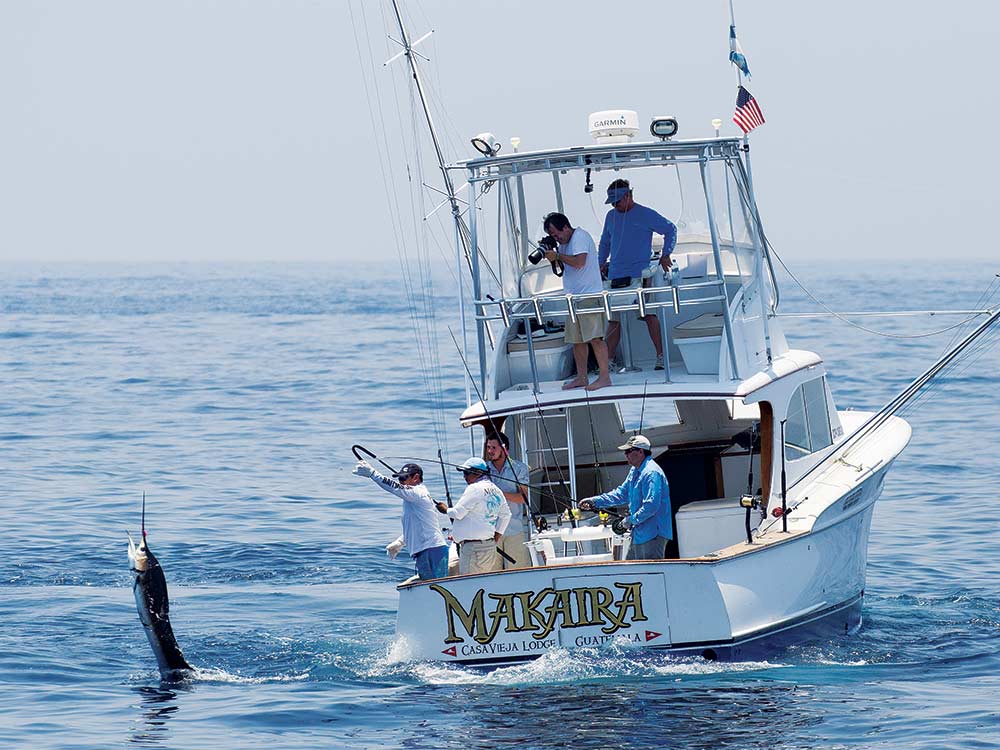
{"left": 1, "top": 1, "right": 997, "bottom": 263}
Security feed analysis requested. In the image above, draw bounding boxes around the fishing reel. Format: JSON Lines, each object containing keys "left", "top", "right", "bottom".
{"left": 611, "top": 515, "right": 632, "bottom": 536}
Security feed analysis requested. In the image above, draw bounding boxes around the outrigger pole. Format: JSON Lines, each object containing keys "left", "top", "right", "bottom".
{"left": 775, "top": 305, "right": 1000, "bottom": 521}
{"left": 386, "top": 0, "right": 495, "bottom": 392}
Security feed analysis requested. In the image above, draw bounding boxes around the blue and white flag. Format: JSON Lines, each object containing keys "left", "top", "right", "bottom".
{"left": 729, "top": 25, "right": 751, "bottom": 79}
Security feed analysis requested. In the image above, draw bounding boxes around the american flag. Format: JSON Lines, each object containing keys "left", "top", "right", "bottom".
{"left": 733, "top": 85, "right": 765, "bottom": 134}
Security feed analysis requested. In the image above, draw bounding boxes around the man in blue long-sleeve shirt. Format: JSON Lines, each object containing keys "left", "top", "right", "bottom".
{"left": 578, "top": 434, "right": 673, "bottom": 560}
{"left": 598, "top": 179, "right": 677, "bottom": 371}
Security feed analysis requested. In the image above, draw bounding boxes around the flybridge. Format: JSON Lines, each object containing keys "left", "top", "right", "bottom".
{"left": 452, "top": 138, "right": 744, "bottom": 183}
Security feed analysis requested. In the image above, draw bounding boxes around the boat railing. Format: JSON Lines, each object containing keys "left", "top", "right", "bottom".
{"left": 475, "top": 274, "right": 739, "bottom": 394}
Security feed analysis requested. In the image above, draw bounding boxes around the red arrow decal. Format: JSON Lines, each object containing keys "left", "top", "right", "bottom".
{"left": 644, "top": 630, "right": 662, "bottom": 642}
{"left": 442, "top": 646, "right": 457, "bottom": 657}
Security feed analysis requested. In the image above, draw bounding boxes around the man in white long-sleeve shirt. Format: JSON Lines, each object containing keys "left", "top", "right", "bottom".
{"left": 435, "top": 457, "right": 511, "bottom": 575}
{"left": 353, "top": 460, "right": 449, "bottom": 580}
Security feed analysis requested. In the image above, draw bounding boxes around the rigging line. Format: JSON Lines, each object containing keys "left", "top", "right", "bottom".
{"left": 364, "top": 0, "right": 449, "bottom": 452}
{"left": 410, "top": 106, "right": 450, "bottom": 453}
{"left": 443, "top": 328, "right": 543, "bottom": 532}
{"left": 901, "top": 324, "right": 1000, "bottom": 417}
{"left": 761, "top": 308, "right": 999, "bottom": 535}
{"left": 383, "top": 1, "right": 503, "bottom": 292}
{"left": 907, "top": 282, "right": 1000, "bottom": 412}
{"left": 398, "top": 79, "right": 440, "bottom": 409}
{"left": 348, "top": 1, "right": 409, "bottom": 266}
{"left": 582, "top": 389, "right": 605, "bottom": 495}
{"left": 938, "top": 274, "right": 1000, "bottom": 356}
{"left": 354, "top": 0, "right": 447, "bottom": 449}
{"left": 726, "top": 163, "right": 985, "bottom": 339}
{"left": 530, "top": 393, "right": 578, "bottom": 528}
{"left": 381, "top": 455, "right": 587, "bottom": 513}
{"left": 637, "top": 379, "right": 648, "bottom": 435}
{"left": 831, "top": 306, "right": 1000, "bottom": 468}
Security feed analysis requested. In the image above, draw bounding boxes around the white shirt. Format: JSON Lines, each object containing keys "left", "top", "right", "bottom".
{"left": 369, "top": 471, "right": 448, "bottom": 555}
{"left": 559, "top": 227, "right": 603, "bottom": 296}
{"left": 447, "top": 477, "right": 512, "bottom": 543}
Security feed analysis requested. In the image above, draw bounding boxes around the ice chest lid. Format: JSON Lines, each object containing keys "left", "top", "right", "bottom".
{"left": 676, "top": 496, "right": 743, "bottom": 517}
{"left": 507, "top": 332, "right": 569, "bottom": 353}
{"left": 673, "top": 312, "right": 724, "bottom": 339}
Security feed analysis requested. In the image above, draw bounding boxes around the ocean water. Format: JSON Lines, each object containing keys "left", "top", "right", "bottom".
{"left": 1, "top": 261, "right": 998, "bottom": 750}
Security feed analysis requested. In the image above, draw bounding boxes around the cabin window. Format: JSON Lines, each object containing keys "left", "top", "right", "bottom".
{"left": 728, "top": 399, "right": 760, "bottom": 420}
{"left": 617, "top": 399, "right": 680, "bottom": 433}
{"left": 784, "top": 378, "right": 833, "bottom": 461}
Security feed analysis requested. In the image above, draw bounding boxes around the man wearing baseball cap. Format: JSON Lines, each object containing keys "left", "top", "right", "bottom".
{"left": 578, "top": 434, "right": 673, "bottom": 560}
{"left": 435, "top": 457, "right": 512, "bottom": 575}
{"left": 353, "top": 459, "right": 449, "bottom": 580}
{"left": 598, "top": 178, "right": 677, "bottom": 372}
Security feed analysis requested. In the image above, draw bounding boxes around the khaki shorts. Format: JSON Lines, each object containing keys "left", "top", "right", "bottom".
{"left": 565, "top": 297, "right": 607, "bottom": 344}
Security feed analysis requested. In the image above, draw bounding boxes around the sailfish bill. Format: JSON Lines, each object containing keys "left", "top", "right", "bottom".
{"left": 127, "top": 531, "right": 193, "bottom": 678}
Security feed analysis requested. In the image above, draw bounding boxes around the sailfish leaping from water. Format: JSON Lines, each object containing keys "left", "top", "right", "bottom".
{"left": 127, "top": 495, "right": 193, "bottom": 679}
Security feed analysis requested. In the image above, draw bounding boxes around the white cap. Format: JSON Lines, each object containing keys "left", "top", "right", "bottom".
{"left": 617, "top": 435, "right": 652, "bottom": 451}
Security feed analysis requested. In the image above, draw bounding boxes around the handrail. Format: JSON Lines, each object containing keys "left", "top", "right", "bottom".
{"left": 473, "top": 279, "right": 728, "bottom": 325}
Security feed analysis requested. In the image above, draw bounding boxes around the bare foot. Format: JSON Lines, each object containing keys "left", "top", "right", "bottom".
{"left": 562, "top": 378, "right": 587, "bottom": 390}
{"left": 585, "top": 377, "right": 612, "bottom": 391}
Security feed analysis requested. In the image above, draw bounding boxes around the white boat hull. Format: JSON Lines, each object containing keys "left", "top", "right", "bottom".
{"left": 395, "top": 467, "right": 886, "bottom": 666}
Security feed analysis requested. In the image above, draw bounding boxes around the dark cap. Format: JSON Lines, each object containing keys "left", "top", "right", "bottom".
{"left": 392, "top": 462, "right": 423, "bottom": 479}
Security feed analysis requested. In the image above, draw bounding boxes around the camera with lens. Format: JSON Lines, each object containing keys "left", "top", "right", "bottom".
{"left": 528, "top": 236, "right": 563, "bottom": 276}
{"left": 528, "top": 235, "right": 558, "bottom": 265}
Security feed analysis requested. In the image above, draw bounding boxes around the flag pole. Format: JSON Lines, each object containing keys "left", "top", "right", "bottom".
{"left": 728, "top": 0, "right": 756, "bottom": 193}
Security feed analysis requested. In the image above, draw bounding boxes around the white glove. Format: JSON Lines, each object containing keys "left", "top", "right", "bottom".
{"left": 386, "top": 537, "right": 404, "bottom": 560}
{"left": 352, "top": 460, "right": 374, "bottom": 478}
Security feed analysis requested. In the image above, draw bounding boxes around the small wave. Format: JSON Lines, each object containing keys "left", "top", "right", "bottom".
{"left": 372, "top": 638, "right": 784, "bottom": 686}
{"left": 126, "top": 667, "right": 310, "bottom": 685}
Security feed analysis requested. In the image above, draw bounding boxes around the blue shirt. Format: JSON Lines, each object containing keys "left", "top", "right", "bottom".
{"left": 598, "top": 203, "right": 677, "bottom": 279}
{"left": 590, "top": 456, "right": 672, "bottom": 544}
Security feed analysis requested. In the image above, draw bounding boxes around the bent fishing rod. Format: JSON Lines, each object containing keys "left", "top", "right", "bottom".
{"left": 352, "top": 442, "right": 518, "bottom": 565}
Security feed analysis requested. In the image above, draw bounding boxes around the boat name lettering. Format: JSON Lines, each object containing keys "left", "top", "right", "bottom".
{"left": 842, "top": 489, "right": 863, "bottom": 510}
{"left": 429, "top": 582, "right": 648, "bottom": 645}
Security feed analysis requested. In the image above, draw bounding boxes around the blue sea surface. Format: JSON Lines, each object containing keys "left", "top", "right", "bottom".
{"left": 0, "top": 261, "right": 998, "bottom": 749}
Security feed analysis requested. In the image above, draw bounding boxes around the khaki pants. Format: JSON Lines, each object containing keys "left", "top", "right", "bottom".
{"left": 496, "top": 530, "right": 531, "bottom": 569}
{"left": 459, "top": 539, "right": 498, "bottom": 575}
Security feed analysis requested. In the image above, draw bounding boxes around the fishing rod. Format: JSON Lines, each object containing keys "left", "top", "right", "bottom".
{"left": 437, "top": 448, "right": 454, "bottom": 508}
{"left": 351, "top": 444, "right": 397, "bottom": 474}
{"left": 582, "top": 389, "right": 605, "bottom": 496}
{"left": 383, "top": 453, "right": 591, "bottom": 514}
{"left": 352, "top": 442, "right": 518, "bottom": 563}
{"left": 446, "top": 328, "right": 542, "bottom": 536}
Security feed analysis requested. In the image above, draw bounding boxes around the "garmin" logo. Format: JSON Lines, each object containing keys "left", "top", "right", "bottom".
{"left": 593, "top": 115, "right": 628, "bottom": 128}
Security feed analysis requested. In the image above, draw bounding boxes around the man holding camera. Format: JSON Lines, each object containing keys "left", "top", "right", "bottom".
{"left": 598, "top": 179, "right": 677, "bottom": 371}
{"left": 542, "top": 212, "right": 612, "bottom": 391}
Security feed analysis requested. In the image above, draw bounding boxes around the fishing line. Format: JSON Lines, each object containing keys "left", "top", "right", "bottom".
{"left": 726, "top": 160, "right": 988, "bottom": 339}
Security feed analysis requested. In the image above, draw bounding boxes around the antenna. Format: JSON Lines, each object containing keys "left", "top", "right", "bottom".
{"left": 141, "top": 491, "right": 146, "bottom": 539}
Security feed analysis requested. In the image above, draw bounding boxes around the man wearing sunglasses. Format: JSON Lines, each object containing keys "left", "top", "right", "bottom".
{"left": 577, "top": 435, "right": 672, "bottom": 560}
{"left": 353, "top": 460, "right": 449, "bottom": 580}
{"left": 435, "top": 457, "right": 512, "bottom": 575}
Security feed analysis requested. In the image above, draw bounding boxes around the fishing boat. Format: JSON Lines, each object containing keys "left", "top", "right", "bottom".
{"left": 366, "top": 2, "right": 1000, "bottom": 666}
